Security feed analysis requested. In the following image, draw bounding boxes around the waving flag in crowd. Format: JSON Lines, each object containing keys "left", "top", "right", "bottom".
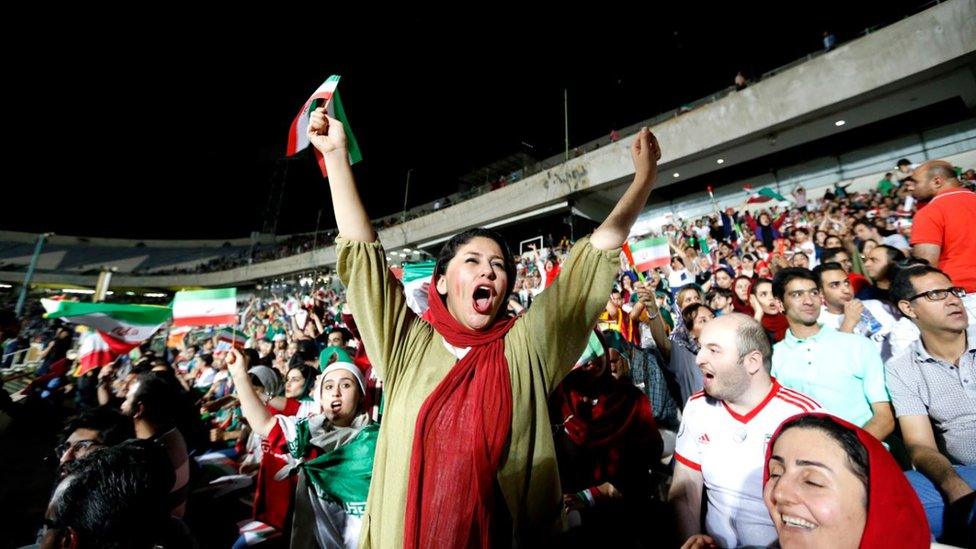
{"left": 41, "top": 300, "right": 172, "bottom": 376}
{"left": 286, "top": 74, "right": 363, "bottom": 177}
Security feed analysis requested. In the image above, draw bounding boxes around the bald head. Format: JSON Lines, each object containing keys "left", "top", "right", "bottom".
{"left": 696, "top": 312, "right": 772, "bottom": 402}
{"left": 909, "top": 160, "right": 960, "bottom": 200}
{"left": 702, "top": 313, "right": 772, "bottom": 372}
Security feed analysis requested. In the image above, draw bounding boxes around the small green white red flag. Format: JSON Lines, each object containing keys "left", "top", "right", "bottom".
{"left": 286, "top": 75, "right": 362, "bottom": 177}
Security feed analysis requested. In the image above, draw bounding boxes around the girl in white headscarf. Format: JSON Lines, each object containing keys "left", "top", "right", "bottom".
{"left": 228, "top": 348, "right": 377, "bottom": 549}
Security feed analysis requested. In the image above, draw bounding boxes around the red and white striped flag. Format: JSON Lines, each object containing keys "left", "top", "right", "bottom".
{"left": 42, "top": 300, "right": 172, "bottom": 376}
{"left": 286, "top": 75, "right": 363, "bottom": 177}
{"left": 623, "top": 236, "right": 671, "bottom": 272}
{"left": 172, "top": 288, "right": 237, "bottom": 327}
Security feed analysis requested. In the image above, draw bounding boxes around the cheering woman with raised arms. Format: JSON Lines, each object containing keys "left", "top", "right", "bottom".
{"left": 310, "top": 105, "right": 661, "bottom": 548}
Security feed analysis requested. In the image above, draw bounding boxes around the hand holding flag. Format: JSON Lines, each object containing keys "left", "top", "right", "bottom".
{"left": 308, "top": 107, "right": 348, "bottom": 157}
{"left": 286, "top": 75, "right": 362, "bottom": 177}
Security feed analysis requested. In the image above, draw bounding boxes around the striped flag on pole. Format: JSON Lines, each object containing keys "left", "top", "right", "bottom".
{"left": 172, "top": 288, "right": 238, "bottom": 327}
{"left": 745, "top": 186, "right": 788, "bottom": 203}
{"left": 286, "top": 75, "right": 363, "bottom": 177}
{"left": 215, "top": 327, "right": 248, "bottom": 352}
{"left": 623, "top": 236, "right": 671, "bottom": 272}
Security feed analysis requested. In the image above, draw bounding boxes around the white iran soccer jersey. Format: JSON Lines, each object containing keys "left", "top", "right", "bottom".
{"left": 674, "top": 380, "right": 821, "bottom": 548}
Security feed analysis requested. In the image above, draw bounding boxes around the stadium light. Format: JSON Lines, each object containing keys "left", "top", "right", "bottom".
{"left": 716, "top": 158, "right": 725, "bottom": 164}
{"left": 834, "top": 120, "right": 846, "bottom": 127}
{"left": 0, "top": 283, "right": 11, "bottom": 289}
{"left": 62, "top": 288, "right": 95, "bottom": 295}
{"left": 673, "top": 172, "right": 680, "bottom": 178}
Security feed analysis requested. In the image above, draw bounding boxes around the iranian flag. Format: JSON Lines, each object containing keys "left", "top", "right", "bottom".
{"left": 286, "top": 75, "right": 363, "bottom": 177}
{"left": 173, "top": 288, "right": 238, "bottom": 327}
{"left": 396, "top": 260, "right": 435, "bottom": 315}
{"left": 623, "top": 236, "right": 671, "bottom": 272}
{"left": 743, "top": 184, "right": 787, "bottom": 203}
{"left": 42, "top": 301, "right": 172, "bottom": 376}
{"left": 215, "top": 327, "right": 247, "bottom": 352}
{"left": 575, "top": 331, "right": 606, "bottom": 368}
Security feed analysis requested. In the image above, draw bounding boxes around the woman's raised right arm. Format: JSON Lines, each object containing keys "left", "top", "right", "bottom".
{"left": 308, "top": 107, "right": 374, "bottom": 243}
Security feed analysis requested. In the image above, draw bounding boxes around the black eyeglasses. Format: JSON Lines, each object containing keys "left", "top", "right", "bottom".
{"left": 905, "top": 287, "right": 966, "bottom": 302}
{"left": 55, "top": 439, "right": 101, "bottom": 458}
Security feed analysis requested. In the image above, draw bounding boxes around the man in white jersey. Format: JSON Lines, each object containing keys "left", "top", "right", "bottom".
{"left": 669, "top": 313, "right": 821, "bottom": 548}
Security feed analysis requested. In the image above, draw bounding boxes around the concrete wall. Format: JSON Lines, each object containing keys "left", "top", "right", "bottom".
{"left": 635, "top": 119, "right": 976, "bottom": 226}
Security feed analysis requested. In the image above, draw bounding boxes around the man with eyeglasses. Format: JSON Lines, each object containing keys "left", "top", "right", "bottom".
{"left": 885, "top": 265, "right": 975, "bottom": 543}
{"left": 34, "top": 440, "right": 187, "bottom": 549}
{"left": 769, "top": 268, "right": 895, "bottom": 441}
{"left": 906, "top": 159, "right": 976, "bottom": 327}
{"left": 55, "top": 407, "right": 133, "bottom": 478}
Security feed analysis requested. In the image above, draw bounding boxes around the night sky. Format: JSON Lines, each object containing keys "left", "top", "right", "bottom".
{"left": 4, "top": 2, "right": 923, "bottom": 239}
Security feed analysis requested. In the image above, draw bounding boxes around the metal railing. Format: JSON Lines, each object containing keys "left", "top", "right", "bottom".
{"left": 1, "top": 347, "right": 37, "bottom": 372}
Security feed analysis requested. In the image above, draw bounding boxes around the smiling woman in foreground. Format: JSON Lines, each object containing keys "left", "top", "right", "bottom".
{"left": 763, "top": 413, "right": 929, "bottom": 549}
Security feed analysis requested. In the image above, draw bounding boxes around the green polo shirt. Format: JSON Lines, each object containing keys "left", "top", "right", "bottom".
{"left": 772, "top": 324, "right": 889, "bottom": 428}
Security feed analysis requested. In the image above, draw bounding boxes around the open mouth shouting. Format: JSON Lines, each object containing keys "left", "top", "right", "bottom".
{"left": 472, "top": 284, "right": 497, "bottom": 315}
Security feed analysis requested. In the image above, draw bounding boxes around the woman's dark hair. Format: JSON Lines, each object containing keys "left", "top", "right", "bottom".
{"left": 295, "top": 339, "right": 319, "bottom": 362}
{"left": 775, "top": 415, "right": 869, "bottom": 493}
{"left": 435, "top": 228, "right": 517, "bottom": 298}
{"left": 734, "top": 275, "right": 753, "bottom": 288}
{"left": 286, "top": 363, "right": 319, "bottom": 398}
{"left": 243, "top": 348, "right": 265, "bottom": 367}
{"left": 871, "top": 245, "right": 907, "bottom": 283}
{"left": 750, "top": 277, "right": 773, "bottom": 296}
{"left": 682, "top": 303, "right": 712, "bottom": 331}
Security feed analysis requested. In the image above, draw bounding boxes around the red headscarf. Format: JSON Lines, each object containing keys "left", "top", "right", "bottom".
{"left": 761, "top": 313, "right": 790, "bottom": 343}
{"left": 745, "top": 278, "right": 789, "bottom": 342}
{"left": 549, "top": 333, "right": 661, "bottom": 491}
{"left": 732, "top": 277, "right": 757, "bottom": 316}
{"left": 763, "top": 413, "right": 929, "bottom": 549}
{"left": 551, "top": 333, "right": 659, "bottom": 450}
{"left": 731, "top": 293, "right": 755, "bottom": 316}
{"left": 403, "top": 276, "right": 517, "bottom": 549}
